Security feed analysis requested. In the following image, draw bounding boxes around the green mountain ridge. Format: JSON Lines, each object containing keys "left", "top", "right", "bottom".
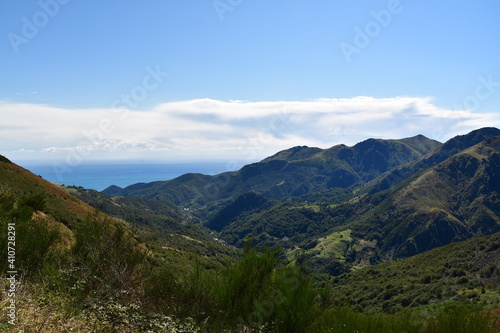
{"left": 103, "top": 134, "right": 441, "bottom": 219}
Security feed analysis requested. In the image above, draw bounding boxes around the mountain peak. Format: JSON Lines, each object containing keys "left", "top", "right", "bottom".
{"left": 102, "top": 185, "right": 123, "bottom": 196}
{"left": 407, "top": 134, "right": 435, "bottom": 142}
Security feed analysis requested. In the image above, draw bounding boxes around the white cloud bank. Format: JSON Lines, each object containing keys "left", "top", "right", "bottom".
{"left": 1, "top": 97, "right": 499, "bottom": 164}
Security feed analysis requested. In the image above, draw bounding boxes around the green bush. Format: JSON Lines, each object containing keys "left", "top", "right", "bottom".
{"left": 19, "top": 193, "right": 46, "bottom": 212}
{"left": 212, "top": 243, "right": 279, "bottom": 321}
{"left": 271, "top": 264, "right": 320, "bottom": 333}
{"left": 69, "top": 211, "right": 147, "bottom": 301}
{"left": 0, "top": 194, "right": 59, "bottom": 276}
{"left": 206, "top": 243, "right": 321, "bottom": 332}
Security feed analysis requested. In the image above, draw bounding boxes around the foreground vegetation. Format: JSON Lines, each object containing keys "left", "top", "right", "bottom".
{"left": 1, "top": 193, "right": 499, "bottom": 332}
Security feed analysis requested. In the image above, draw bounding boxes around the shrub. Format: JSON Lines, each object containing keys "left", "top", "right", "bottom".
{"left": 69, "top": 212, "right": 147, "bottom": 301}
{"left": 212, "top": 243, "right": 279, "bottom": 320}
{"left": 19, "top": 193, "right": 46, "bottom": 212}
{"left": 0, "top": 194, "right": 60, "bottom": 276}
{"left": 450, "top": 268, "right": 467, "bottom": 277}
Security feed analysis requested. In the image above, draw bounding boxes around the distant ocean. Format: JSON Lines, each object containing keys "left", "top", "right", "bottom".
{"left": 21, "top": 162, "right": 236, "bottom": 192}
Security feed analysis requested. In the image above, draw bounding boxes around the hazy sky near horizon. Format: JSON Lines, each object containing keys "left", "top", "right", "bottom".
{"left": 1, "top": 0, "right": 500, "bottom": 164}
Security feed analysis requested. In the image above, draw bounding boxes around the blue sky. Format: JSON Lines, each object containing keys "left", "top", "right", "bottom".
{"left": 1, "top": 0, "right": 500, "bottom": 165}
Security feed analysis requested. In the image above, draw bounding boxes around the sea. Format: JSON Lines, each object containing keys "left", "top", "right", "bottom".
{"left": 20, "top": 161, "right": 238, "bottom": 192}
